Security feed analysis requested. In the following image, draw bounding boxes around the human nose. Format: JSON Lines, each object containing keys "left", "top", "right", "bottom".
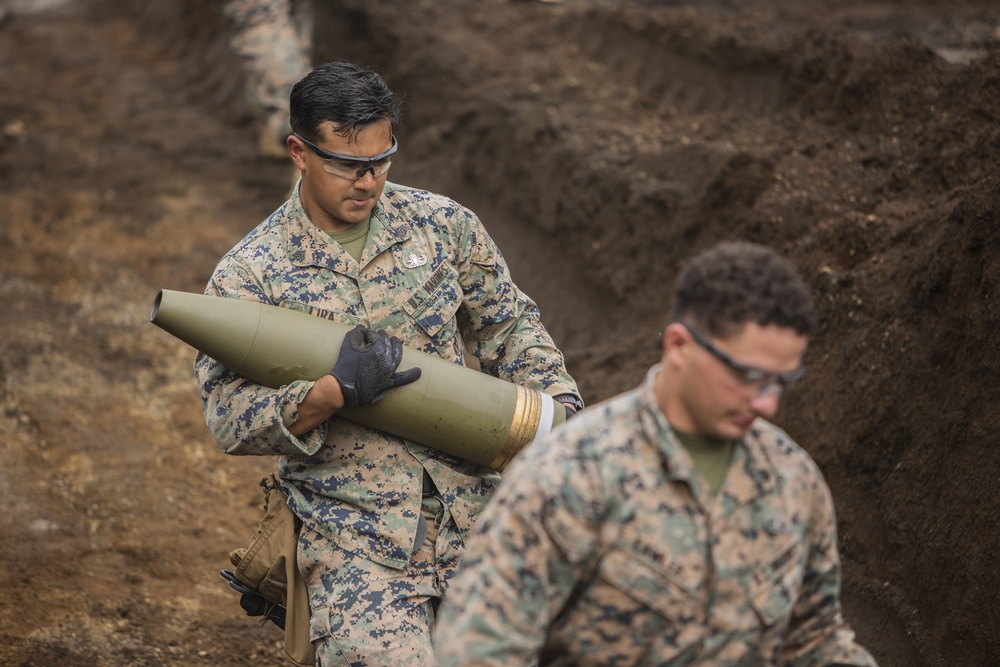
{"left": 749, "top": 388, "right": 781, "bottom": 418}
{"left": 354, "top": 167, "right": 377, "bottom": 188}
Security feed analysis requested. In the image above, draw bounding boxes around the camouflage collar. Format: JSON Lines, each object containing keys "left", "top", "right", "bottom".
{"left": 639, "top": 364, "right": 778, "bottom": 508}
{"left": 281, "top": 185, "right": 413, "bottom": 275}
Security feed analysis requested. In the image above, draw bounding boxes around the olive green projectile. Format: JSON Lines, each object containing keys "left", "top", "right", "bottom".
{"left": 149, "top": 289, "right": 565, "bottom": 469}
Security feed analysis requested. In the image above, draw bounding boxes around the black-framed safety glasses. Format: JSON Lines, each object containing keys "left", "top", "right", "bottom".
{"left": 677, "top": 318, "right": 805, "bottom": 396}
{"left": 293, "top": 132, "right": 398, "bottom": 180}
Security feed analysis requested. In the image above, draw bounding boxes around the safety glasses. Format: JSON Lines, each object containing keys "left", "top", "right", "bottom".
{"left": 677, "top": 318, "right": 805, "bottom": 396}
{"left": 293, "top": 132, "right": 398, "bottom": 180}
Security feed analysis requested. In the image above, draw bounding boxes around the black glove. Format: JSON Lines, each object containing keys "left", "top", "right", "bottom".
{"left": 555, "top": 393, "right": 583, "bottom": 420}
{"left": 330, "top": 325, "right": 422, "bottom": 407}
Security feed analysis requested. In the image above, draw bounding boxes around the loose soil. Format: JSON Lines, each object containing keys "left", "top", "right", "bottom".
{"left": 1, "top": 0, "right": 998, "bottom": 665}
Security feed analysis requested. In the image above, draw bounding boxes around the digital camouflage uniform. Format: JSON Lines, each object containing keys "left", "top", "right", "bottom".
{"left": 221, "top": 0, "right": 312, "bottom": 149}
{"left": 434, "top": 365, "right": 878, "bottom": 667}
{"left": 196, "top": 181, "right": 580, "bottom": 665}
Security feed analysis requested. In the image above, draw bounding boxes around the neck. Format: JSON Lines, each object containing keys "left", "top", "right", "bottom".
{"left": 654, "top": 366, "right": 694, "bottom": 431}
{"left": 299, "top": 186, "right": 353, "bottom": 233}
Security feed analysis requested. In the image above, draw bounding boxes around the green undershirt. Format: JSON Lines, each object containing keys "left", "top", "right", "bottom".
{"left": 672, "top": 427, "right": 735, "bottom": 496}
{"left": 327, "top": 215, "right": 371, "bottom": 263}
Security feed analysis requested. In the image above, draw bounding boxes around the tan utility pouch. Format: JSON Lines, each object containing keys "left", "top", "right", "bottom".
{"left": 228, "top": 473, "right": 315, "bottom": 666}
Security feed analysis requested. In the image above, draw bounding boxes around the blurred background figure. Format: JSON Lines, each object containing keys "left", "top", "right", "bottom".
{"left": 221, "top": 0, "right": 313, "bottom": 158}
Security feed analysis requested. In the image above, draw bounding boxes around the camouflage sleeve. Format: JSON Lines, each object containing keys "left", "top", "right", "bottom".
{"left": 453, "top": 206, "right": 579, "bottom": 400}
{"left": 193, "top": 261, "right": 326, "bottom": 457}
{"left": 434, "top": 443, "right": 601, "bottom": 665}
{"left": 781, "top": 469, "right": 879, "bottom": 667}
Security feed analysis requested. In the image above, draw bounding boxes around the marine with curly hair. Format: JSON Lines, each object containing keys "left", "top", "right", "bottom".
{"left": 434, "top": 241, "right": 877, "bottom": 667}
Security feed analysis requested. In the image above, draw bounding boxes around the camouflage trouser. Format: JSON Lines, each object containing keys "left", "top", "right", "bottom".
{"left": 297, "top": 497, "right": 465, "bottom": 667}
{"left": 221, "top": 0, "right": 313, "bottom": 141}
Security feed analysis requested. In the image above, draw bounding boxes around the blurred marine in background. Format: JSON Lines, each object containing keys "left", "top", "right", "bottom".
{"left": 434, "top": 241, "right": 878, "bottom": 667}
{"left": 221, "top": 0, "right": 313, "bottom": 158}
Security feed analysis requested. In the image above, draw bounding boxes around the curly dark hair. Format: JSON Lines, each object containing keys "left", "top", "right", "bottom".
{"left": 669, "top": 241, "right": 816, "bottom": 338}
{"left": 289, "top": 61, "right": 401, "bottom": 143}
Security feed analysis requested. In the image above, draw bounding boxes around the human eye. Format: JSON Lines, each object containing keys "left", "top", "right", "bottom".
{"left": 780, "top": 367, "right": 806, "bottom": 385}
{"left": 738, "top": 367, "right": 772, "bottom": 384}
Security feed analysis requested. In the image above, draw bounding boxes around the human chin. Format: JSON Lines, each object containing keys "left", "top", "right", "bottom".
{"left": 339, "top": 198, "right": 375, "bottom": 220}
{"left": 719, "top": 414, "right": 754, "bottom": 440}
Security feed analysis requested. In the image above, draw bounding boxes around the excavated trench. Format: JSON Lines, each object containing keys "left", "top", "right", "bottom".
{"left": 1, "top": 0, "right": 998, "bottom": 664}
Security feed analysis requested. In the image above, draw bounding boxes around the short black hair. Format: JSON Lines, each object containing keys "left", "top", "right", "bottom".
{"left": 289, "top": 61, "right": 401, "bottom": 142}
{"left": 669, "top": 241, "right": 816, "bottom": 338}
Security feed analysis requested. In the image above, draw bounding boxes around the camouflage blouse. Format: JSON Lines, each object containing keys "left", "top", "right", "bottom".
{"left": 433, "top": 365, "right": 877, "bottom": 667}
{"left": 195, "top": 182, "right": 579, "bottom": 568}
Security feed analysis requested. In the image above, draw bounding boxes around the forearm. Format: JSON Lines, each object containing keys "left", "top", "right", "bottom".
{"left": 464, "top": 300, "right": 579, "bottom": 398}
{"left": 197, "top": 352, "right": 324, "bottom": 456}
{"left": 783, "top": 482, "right": 877, "bottom": 667}
{"left": 288, "top": 374, "right": 345, "bottom": 436}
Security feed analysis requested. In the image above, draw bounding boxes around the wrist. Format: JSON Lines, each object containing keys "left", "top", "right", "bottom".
{"left": 553, "top": 393, "right": 583, "bottom": 414}
{"left": 288, "top": 375, "right": 346, "bottom": 437}
{"left": 314, "top": 374, "right": 347, "bottom": 412}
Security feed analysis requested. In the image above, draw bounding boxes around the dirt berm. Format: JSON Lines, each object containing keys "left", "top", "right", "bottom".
{"left": 0, "top": 0, "right": 998, "bottom": 665}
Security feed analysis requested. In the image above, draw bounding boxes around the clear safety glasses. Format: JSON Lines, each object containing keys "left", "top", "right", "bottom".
{"left": 293, "top": 132, "right": 398, "bottom": 180}
{"left": 677, "top": 318, "right": 806, "bottom": 397}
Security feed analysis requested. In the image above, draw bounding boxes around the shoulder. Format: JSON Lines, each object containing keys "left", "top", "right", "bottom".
{"left": 210, "top": 206, "right": 289, "bottom": 294}
{"left": 382, "top": 182, "right": 480, "bottom": 228}
{"left": 507, "top": 389, "right": 649, "bottom": 496}
{"left": 223, "top": 206, "right": 288, "bottom": 262}
{"left": 563, "top": 388, "right": 648, "bottom": 459}
{"left": 747, "top": 420, "right": 834, "bottom": 505}
{"left": 751, "top": 422, "right": 822, "bottom": 473}
{"left": 489, "top": 389, "right": 656, "bottom": 560}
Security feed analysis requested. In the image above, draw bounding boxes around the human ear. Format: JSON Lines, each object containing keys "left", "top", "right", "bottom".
{"left": 662, "top": 322, "right": 689, "bottom": 369}
{"left": 288, "top": 135, "right": 308, "bottom": 170}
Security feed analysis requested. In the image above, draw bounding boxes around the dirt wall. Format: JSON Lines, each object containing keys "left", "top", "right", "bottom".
{"left": 1, "top": 0, "right": 998, "bottom": 664}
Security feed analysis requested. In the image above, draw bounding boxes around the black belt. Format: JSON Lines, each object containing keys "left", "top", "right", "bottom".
{"left": 421, "top": 469, "right": 437, "bottom": 497}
